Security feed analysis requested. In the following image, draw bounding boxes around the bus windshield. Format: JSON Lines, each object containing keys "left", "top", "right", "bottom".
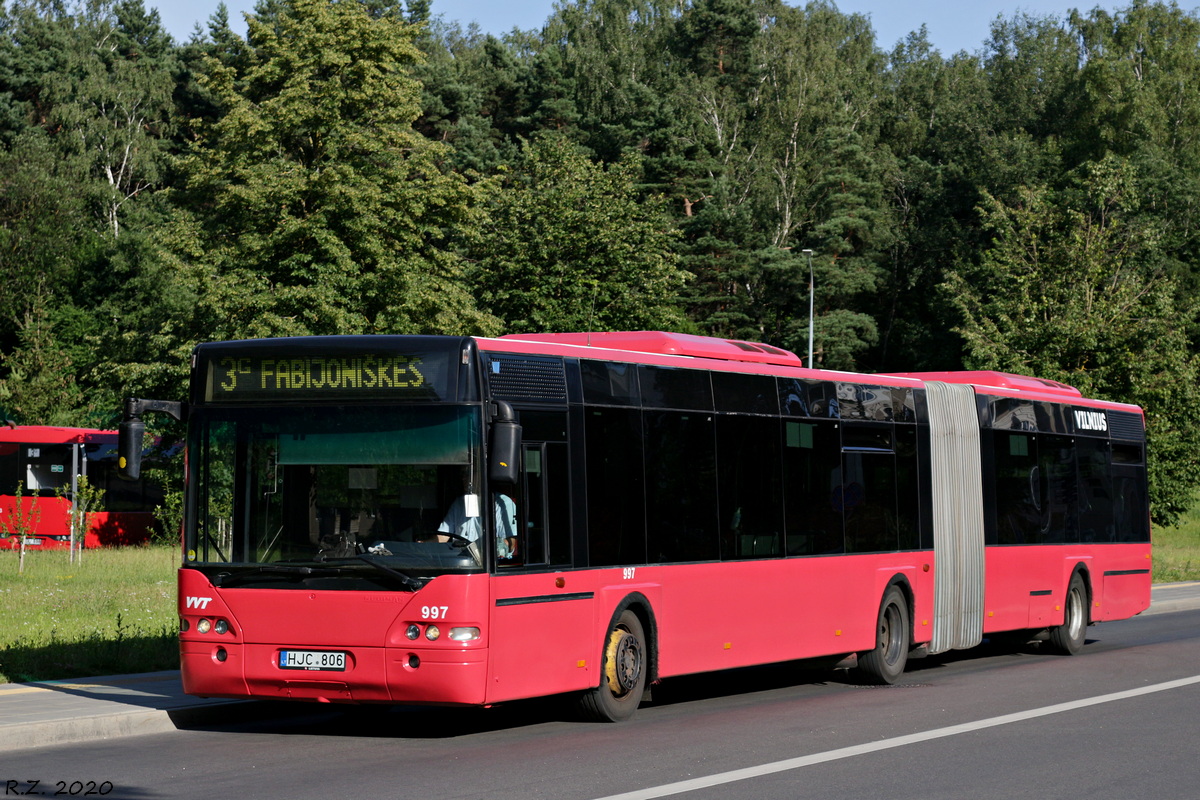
{"left": 189, "top": 405, "right": 485, "bottom": 579}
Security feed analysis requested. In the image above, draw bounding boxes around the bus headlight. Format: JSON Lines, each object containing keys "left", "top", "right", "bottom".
{"left": 214, "top": 619, "right": 230, "bottom": 635}
{"left": 197, "top": 619, "right": 212, "bottom": 634}
{"left": 406, "top": 624, "right": 421, "bottom": 640}
{"left": 425, "top": 625, "right": 440, "bottom": 641}
{"left": 449, "top": 627, "right": 481, "bottom": 642}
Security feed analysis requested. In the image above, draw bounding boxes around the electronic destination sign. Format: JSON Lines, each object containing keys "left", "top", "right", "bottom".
{"left": 196, "top": 338, "right": 464, "bottom": 403}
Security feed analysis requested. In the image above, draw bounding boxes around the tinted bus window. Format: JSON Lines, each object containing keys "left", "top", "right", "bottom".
{"left": 843, "top": 450, "right": 898, "bottom": 553}
{"left": 1113, "top": 453, "right": 1150, "bottom": 543}
{"left": 585, "top": 407, "right": 646, "bottom": 566}
{"left": 580, "top": 361, "right": 639, "bottom": 406}
{"left": 712, "top": 372, "right": 777, "bottom": 415}
{"left": 639, "top": 366, "right": 713, "bottom": 411}
{"left": 782, "top": 420, "right": 843, "bottom": 555}
{"left": 895, "top": 425, "right": 921, "bottom": 551}
{"left": 514, "top": 411, "right": 571, "bottom": 566}
{"left": 0, "top": 443, "right": 18, "bottom": 494}
{"left": 1040, "top": 434, "right": 1079, "bottom": 543}
{"left": 644, "top": 410, "right": 718, "bottom": 562}
{"left": 892, "top": 387, "right": 917, "bottom": 423}
{"left": 837, "top": 383, "right": 894, "bottom": 421}
{"left": 716, "top": 415, "right": 783, "bottom": 559}
{"left": 1077, "top": 438, "right": 1114, "bottom": 543}
{"left": 994, "top": 432, "right": 1041, "bottom": 545}
{"left": 546, "top": 442, "right": 573, "bottom": 564}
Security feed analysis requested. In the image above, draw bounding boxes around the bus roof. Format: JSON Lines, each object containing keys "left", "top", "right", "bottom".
{"left": 0, "top": 425, "right": 115, "bottom": 444}
{"left": 495, "top": 331, "right": 804, "bottom": 368}
{"left": 881, "top": 371, "right": 1083, "bottom": 399}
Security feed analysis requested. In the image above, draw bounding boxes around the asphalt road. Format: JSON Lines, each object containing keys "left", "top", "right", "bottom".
{"left": 7, "top": 605, "right": 1200, "bottom": 800}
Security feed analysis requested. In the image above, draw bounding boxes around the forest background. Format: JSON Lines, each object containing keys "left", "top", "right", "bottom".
{"left": 1, "top": 0, "right": 1199, "bottom": 525}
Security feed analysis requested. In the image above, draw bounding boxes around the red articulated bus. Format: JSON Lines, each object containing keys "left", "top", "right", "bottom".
{"left": 120, "top": 332, "right": 1151, "bottom": 720}
{"left": 0, "top": 425, "right": 164, "bottom": 550}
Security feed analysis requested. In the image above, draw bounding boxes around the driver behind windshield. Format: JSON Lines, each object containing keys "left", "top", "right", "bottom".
{"left": 437, "top": 472, "right": 518, "bottom": 559}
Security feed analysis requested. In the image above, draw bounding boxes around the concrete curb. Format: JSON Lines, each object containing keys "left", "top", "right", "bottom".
{"left": 11, "top": 706, "right": 196, "bottom": 752}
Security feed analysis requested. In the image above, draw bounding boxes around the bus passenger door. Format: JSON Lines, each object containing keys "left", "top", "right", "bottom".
{"left": 488, "top": 440, "right": 592, "bottom": 703}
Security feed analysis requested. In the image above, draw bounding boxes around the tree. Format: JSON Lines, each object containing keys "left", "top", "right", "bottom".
{"left": 28, "top": 0, "right": 177, "bottom": 238}
{"left": 171, "top": 0, "right": 499, "bottom": 340}
{"left": 472, "top": 135, "right": 690, "bottom": 333}
{"left": 0, "top": 131, "right": 98, "bottom": 359}
{"left": 674, "top": 1, "right": 895, "bottom": 367}
{"left": 411, "top": 23, "right": 528, "bottom": 174}
{"left": 0, "top": 482, "right": 41, "bottom": 574}
{"left": 1067, "top": 1, "right": 1200, "bottom": 341}
{"left": 0, "top": 296, "right": 88, "bottom": 426}
{"left": 946, "top": 159, "right": 1200, "bottom": 524}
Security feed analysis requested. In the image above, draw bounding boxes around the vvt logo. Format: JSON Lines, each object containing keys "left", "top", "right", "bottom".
{"left": 185, "top": 596, "right": 213, "bottom": 610}
{"left": 1074, "top": 409, "right": 1108, "bottom": 432}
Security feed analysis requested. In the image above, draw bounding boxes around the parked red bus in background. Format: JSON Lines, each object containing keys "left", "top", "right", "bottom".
{"left": 0, "top": 425, "right": 165, "bottom": 550}
{"left": 119, "top": 332, "right": 1151, "bottom": 721}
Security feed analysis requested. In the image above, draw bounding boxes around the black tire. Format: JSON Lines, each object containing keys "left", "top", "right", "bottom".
{"left": 579, "top": 609, "right": 647, "bottom": 722}
{"left": 1047, "top": 572, "right": 1088, "bottom": 655}
{"left": 858, "top": 586, "right": 910, "bottom": 685}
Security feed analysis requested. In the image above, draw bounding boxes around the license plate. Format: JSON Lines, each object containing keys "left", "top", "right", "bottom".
{"left": 279, "top": 650, "right": 346, "bottom": 671}
{"left": 24, "top": 538, "right": 43, "bottom": 546}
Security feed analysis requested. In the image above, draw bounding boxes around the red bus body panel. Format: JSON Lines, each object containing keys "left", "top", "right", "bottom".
{"left": 0, "top": 496, "right": 154, "bottom": 550}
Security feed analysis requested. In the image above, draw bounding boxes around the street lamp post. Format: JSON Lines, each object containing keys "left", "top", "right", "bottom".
{"left": 802, "top": 249, "right": 815, "bottom": 367}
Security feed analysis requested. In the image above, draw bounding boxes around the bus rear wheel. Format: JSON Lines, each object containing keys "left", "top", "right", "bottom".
{"left": 579, "top": 610, "right": 647, "bottom": 722}
{"left": 1047, "top": 572, "right": 1088, "bottom": 655}
{"left": 858, "top": 586, "right": 909, "bottom": 685}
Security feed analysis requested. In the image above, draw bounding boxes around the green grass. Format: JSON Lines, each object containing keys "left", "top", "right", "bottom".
{"left": 1153, "top": 492, "right": 1200, "bottom": 583}
{"left": 0, "top": 545, "right": 179, "bottom": 684}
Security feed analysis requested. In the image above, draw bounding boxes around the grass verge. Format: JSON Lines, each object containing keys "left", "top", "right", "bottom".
{"left": 1153, "top": 493, "right": 1200, "bottom": 583}
{"left": 0, "top": 546, "right": 178, "bottom": 684}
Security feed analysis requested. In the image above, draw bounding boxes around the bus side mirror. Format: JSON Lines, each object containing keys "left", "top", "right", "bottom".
{"left": 118, "top": 416, "right": 145, "bottom": 482}
{"left": 117, "top": 397, "right": 184, "bottom": 482}
{"left": 488, "top": 401, "right": 521, "bottom": 486}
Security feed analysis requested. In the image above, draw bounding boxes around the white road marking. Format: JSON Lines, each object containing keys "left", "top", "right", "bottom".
{"left": 593, "top": 674, "right": 1200, "bottom": 800}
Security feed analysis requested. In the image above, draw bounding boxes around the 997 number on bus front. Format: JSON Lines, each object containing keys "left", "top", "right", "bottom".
{"left": 279, "top": 650, "right": 346, "bottom": 671}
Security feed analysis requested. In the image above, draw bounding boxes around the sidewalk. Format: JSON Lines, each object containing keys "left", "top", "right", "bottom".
{"left": 0, "top": 671, "right": 251, "bottom": 752}
{"left": 3, "top": 582, "right": 1199, "bottom": 752}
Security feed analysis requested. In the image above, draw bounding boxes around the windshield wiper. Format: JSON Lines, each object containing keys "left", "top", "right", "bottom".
{"left": 213, "top": 564, "right": 346, "bottom": 587}
{"left": 352, "top": 554, "right": 426, "bottom": 591}
{"left": 209, "top": 559, "right": 425, "bottom": 591}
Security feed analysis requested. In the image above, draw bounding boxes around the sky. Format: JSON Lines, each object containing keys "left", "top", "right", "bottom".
{"left": 151, "top": 0, "right": 1142, "bottom": 55}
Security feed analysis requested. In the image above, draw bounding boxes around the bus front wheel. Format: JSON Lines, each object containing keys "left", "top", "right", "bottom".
{"left": 1047, "top": 572, "right": 1088, "bottom": 655}
{"left": 858, "top": 586, "right": 909, "bottom": 685}
{"left": 579, "top": 610, "right": 647, "bottom": 722}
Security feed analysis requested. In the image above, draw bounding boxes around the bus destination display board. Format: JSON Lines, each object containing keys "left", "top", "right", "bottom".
{"left": 202, "top": 350, "right": 453, "bottom": 402}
